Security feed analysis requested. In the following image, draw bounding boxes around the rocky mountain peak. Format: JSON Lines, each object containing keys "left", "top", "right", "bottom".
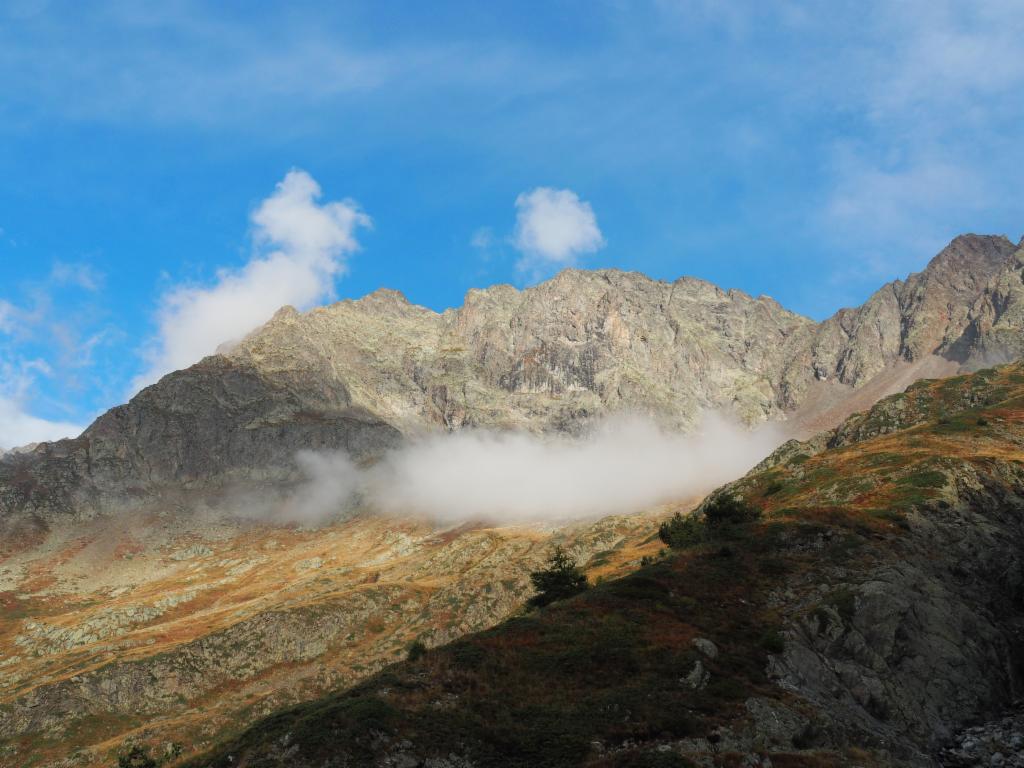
{"left": 4, "top": 233, "right": 1024, "bottom": 523}
{"left": 908, "top": 233, "right": 1017, "bottom": 310}
{"left": 349, "top": 287, "right": 423, "bottom": 313}
{"left": 926, "top": 233, "right": 1015, "bottom": 273}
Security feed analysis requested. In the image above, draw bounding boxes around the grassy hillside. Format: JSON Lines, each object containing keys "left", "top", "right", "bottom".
{"left": 178, "top": 363, "right": 1024, "bottom": 768}
{"left": 0, "top": 512, "right": 662, "bottom": 768}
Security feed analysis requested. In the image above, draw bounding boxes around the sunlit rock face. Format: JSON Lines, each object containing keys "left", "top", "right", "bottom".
{"left": 4, "top": 234, "right": 1019, "bottom": 525}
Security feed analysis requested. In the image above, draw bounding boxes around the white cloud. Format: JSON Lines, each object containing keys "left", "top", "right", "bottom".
{"left": 0, "top": 360, "right": 84, "bottom": 449}
{"left": 132, "top": 170, "right": 370, "bottom": 391}
{"left": 0, "top": 397, "right": 83, "bottom": 449}
{"left": 257, "top": 413, "right": 782, "bottom": 525}
{"left": 0, "top": 295, "right": 45, "bottom": 338}
{"left": 513, "top": 187, "right": 604, "bottom": 270}
{"left": 0, "top": 5, "right": 392, "bottom": 128}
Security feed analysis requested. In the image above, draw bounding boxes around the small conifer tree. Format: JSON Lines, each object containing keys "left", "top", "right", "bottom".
{"left": 528, "top": 545, "right": 588, "bottom": 608}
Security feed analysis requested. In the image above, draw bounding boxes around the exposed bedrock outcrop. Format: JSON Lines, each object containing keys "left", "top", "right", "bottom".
{"left": 771, "top": 472, "right": 1024, "bottom": 763}
{"left": 4, "top": 234, "right": 1024, "bottom": 526}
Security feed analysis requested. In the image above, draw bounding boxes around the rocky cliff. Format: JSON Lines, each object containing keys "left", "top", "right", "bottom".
{"left": 2, "top": 234, "right": 1022, "bottom": 526}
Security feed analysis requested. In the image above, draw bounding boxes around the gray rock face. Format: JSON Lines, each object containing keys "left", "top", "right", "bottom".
{"left": 765, "top": 454, "right": 1024, "bottom": 764}
{"left": 2, "top": 234, "right": 1022, "bottom": 523}
{"left": 0, "top": 355, "right": 401, "bottom": 523}
{"left": 670, "top": 363, "right": 1024, "bottom": 765}
{"left": 779, "top": 233, "right": 1020, "bottom": 404}
{"left": 957, "top": 241, "right": 1024, "bottom": 371}
{"left": 229, "top": 271, "right": 814, "bottom": 432}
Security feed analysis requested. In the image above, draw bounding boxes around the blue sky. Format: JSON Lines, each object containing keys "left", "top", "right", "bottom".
{"left": 1, "top": 0, "right": 1023, "bottom": 447}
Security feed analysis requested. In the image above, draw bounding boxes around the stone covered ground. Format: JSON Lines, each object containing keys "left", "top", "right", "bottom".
{"left": 941, "top": 703, "right": 1024, "bottom": 767}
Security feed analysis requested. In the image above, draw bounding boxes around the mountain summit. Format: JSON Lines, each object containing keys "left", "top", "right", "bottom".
{"left": 2, "top": 234, "right": 1022, "bottom": 526}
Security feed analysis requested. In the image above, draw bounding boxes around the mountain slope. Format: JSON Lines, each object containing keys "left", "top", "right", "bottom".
{"left": 181, "top": 362, "right": 1024, "bottom": 768}
{"left": 0, "top": 509, "right": 665, "bottom": 767}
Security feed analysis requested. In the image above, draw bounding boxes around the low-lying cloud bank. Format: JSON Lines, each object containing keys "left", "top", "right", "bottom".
{"left": 269, "top": 414, "right": 783, "bottom": 525}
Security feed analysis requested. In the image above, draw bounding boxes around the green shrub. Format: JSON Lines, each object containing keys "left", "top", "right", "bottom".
{"left": 407, "top": 640, "right": 427, "bottom": 662}
{"left": 760, "top": 630, "right": 785, "bottom": 653}
{"left": 870, "top": 509, "right": 910, "bottom": 530}
{"left": 677, "top": 595, "right": 698, "bottom": 612}
{"left": 450, "top": 641, "right": 486, "bottom": 669}
{"left": 118, "top": 746, "right": 157, "bottom": 768}
{"left": 528, "top": 546, "right": 589, "bottom": 608}
{"left": 658, "top": 513, "right": 705, "bottom": 549}
{"left": 605, "top": 574, "right": 671, "bottom": 602}
{"left": 704, "top": 677, "right": 747, "bottom": 701}
{"left": 900, "top": 470, "right": 946, "bottom": 489}
{"left": 826, "top": 588, "right": 857, "bottom": 623}
{"left": 703, "top": 495, "right": 761, "bottom": 531}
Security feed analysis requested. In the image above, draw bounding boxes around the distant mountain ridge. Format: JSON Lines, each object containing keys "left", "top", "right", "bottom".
{"left": 1, "top": 233, "right": 1023, "bottom": 526}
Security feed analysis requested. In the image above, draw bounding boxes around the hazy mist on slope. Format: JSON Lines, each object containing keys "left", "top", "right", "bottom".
{"left": 270, "top": 414, "right": 783, "bottom": 525}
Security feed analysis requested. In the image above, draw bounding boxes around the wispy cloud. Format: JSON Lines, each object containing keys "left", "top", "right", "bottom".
{"left": 0, "top": 359, "right": 85, "bottom": 449}
{"left": 132, "top": 169, "right": 370, "bottom": 390}
{"left": 0, "top": 302, "right": 94, "bottom": 449}
{"left": 0, "top": 253, "right": 120, "bottom": 447}
{"left": 0, "top": 3, "right": 391, "bottom": 129}
{"left": 864, "top": 1, "right": 1024, "bottom": 116}
{"left": 0, "top": 3, "right": 578, "bottom": 135}
{"left": 0, "top": 300, "right": 17, "bottom": 334}
{"left": 470, "top": 227, "right": 495, "bottom": 251}
{"left": 50, "top": 261, "right": 103, "bottom": 291}
{"left": 822, "top": 148, "right": 989, "bottom": 268}
{"left": 816, "top": 1, "right": 1024, "bottom": 274}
